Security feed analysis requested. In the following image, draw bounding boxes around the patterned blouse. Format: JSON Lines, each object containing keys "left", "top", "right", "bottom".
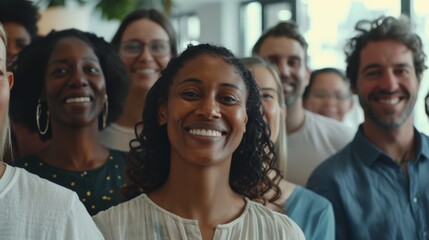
{"left": 13, "top": 150, "right": 127, "bottom": 215}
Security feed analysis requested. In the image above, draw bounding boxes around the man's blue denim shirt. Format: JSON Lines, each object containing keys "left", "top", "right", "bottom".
{"left": 308, "top": 125, "right": 429, "bottom": 240}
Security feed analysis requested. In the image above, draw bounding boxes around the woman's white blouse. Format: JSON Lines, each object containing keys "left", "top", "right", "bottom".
{"left": 93, "top": 193, "right": 305, "bottom": 240}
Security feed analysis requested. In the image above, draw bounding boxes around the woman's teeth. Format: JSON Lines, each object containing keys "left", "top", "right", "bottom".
{"left": 135, "top": 69, "right": 156, "bottom": 74}
{"left": 378, "top": 98, "right": 400, "bottom": 105}
{"left": 65, "top": 97, "right": 91, "bottom": 104}
{"left": 189, "top": 129, "right": 222, "bottom": 137}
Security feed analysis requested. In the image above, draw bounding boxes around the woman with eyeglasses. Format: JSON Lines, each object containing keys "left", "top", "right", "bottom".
{"left": 99, "top": 9, "right": 178, "bottom": 152}
{"left": 303, "top": 68, "right": 354, "bottom": 122}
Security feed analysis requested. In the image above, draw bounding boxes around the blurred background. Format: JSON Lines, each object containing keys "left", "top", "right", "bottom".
{"left": 33, "top": 0, "right": 429, "bottom": 134}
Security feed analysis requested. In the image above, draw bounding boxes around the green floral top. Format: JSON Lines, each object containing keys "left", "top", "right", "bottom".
{"left": 14, "top": 150, "right": 127, "bottom": 216}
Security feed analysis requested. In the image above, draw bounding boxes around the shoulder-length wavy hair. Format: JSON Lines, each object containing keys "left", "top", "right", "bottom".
{"left": 123, "top": 44, "right": 282, "bottom": 204}
{"left": 10, "top": 29, "right": 130, "bottom": 141}
{"left": 0, "top": 24, "right": 11, "bottom": 161}
{"left": 241, "top": 57, "right": 288, "bottom": 175}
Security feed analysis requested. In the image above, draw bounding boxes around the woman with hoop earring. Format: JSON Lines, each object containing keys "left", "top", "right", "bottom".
{"left": 11, "top": 29, "right": 130, "bottom": 216}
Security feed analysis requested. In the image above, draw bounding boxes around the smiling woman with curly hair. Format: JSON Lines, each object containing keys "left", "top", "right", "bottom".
{"left": 93, "top": 43, "right": 305, "bottom": 240}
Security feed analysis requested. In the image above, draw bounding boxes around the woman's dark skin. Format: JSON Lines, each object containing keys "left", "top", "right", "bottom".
{"left": 38, "top": 37, "right": 109, "bottom": 170}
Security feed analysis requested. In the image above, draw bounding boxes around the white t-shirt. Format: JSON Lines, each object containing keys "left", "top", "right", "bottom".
{"left": 286, "top": 110, "right": 355, "bottom": 186}
{"left": 99, "top": 123, "right": 135, "bottom": 152}
{"left": 343, "top": 95, "right": 364, "bottom": 131}
{"left": 0, "top": 164, "right": 104, "bottom": 240}
{"left": 93, "top": 194, "right": 305, "bottom": 240}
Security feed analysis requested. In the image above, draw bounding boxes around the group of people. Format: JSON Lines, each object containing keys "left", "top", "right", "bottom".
{"left": 0, "top": 0, "right": 428, "bottom": 239}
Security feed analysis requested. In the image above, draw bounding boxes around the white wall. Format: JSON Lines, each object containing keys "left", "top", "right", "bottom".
{"left": 173, "top": 0, "right": 242, "bottom": 55}
{"left": 37, "top": 2, "right": 120, "bottom": 42}
{"left": 87, "top": 9, "right": 120, "bottom": 42}
{"left": 36, "top": 0, "right": 242, "bottom": 53}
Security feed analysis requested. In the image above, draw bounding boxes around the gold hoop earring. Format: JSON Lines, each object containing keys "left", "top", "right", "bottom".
{"left": 36, "top": 99, "right": 49, "bottom": 135}
{"left": 102, "top": 94, "right": 108, "bottom": 129}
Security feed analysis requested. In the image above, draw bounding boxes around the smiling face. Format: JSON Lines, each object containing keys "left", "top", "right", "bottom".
{"left": 119, "top": 18, "right": 172, "bottom": 94}
{"left": 356, "top": 40, "right": 418, "bottom": 129}
{"left": 304, "top": 72, "right": 352, "bottom": 121}
{"left": 158, "top": 54, "right": 248, "bottom": 167}
{"left": 44, "top": 37, "right": 106, "bottom": 128}
{"left": 252, "top": 65, "right": 282, "bottom": 143}
{"left": 258, "top": 36, "right": 309, "bottom": 108}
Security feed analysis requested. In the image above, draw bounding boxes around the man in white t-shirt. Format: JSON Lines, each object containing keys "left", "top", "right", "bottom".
{"left": 252, "top": 21, "right": 355, "bottom": 186}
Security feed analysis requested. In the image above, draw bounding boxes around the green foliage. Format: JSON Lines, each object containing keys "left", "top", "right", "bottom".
{"left": 43, "top": 0, "right": 172, "bottom": 20}
{"left": 95, "top": 0, "right": 136, "bottom": 20}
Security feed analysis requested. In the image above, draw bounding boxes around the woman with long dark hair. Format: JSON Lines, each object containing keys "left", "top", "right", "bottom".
{"left": 100, "top": 9, "right": 178, "bottom": 152}
{"left": 93, "top": 44, "right": 304, "bottom": 239}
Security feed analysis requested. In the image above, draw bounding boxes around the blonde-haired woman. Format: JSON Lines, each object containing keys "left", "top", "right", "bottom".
{"left": 242, "top": 57, "right": 335, "bottom": 240}
{"left": 0, "top": 24, "right": 103, "bottom": 240}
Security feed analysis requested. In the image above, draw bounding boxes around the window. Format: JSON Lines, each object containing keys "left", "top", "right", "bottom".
{"left": 240, "top": 2, "right": 262, "bottom": 56}
{"left": 240, "top": 0, "right": 294, "bottom": 56}
{"left": 299, "top": 0, "right": 401, "bottom": 69}
{"left": 172, "top": 13, "right": 201, "bottom": 52}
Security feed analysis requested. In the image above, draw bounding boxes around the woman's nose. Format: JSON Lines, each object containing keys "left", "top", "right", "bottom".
{"left": 68, "top": 70, "right": 89, "bottom": 87}
{"left": 195, "top": 96, "right": 221, "bottom": 119}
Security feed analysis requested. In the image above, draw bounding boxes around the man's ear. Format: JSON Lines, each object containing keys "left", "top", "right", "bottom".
{"left": 7, "top": 72, "right": 14, "bottom": 90}
{"left": 158, "top": 102, "right": 167, "bottom": 125}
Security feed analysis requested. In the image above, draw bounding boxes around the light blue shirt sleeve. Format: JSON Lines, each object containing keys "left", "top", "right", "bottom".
{"left": 285, "top": 186, "right": 335, "bottom": 240}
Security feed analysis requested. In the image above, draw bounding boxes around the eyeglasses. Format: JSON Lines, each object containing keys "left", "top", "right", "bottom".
{"left": 311, "top": 91, "right": 352, "bottom": 102}
{"left": 119, "top": 40, "right": 170, "bottom": 58}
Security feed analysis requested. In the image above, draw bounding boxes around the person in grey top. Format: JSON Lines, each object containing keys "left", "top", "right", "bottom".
{"left": 252, "top": 21, "right": 354, "bottom": 186}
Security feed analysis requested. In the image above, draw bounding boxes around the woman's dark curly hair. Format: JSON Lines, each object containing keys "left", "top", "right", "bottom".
{"left": 111, "top": 8, "right": 178, "bottom": 57}
{"left": 123, "top": 43, "right": 282, "bottom": 204}
{"left": 0, "top": 0, "right": 39, "bottom": 39}
{"left": 345, "top": 16, "right": 427, "bottom": 89}
{"left": 10, "top": 29, "right": 130, "bottom": 141}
